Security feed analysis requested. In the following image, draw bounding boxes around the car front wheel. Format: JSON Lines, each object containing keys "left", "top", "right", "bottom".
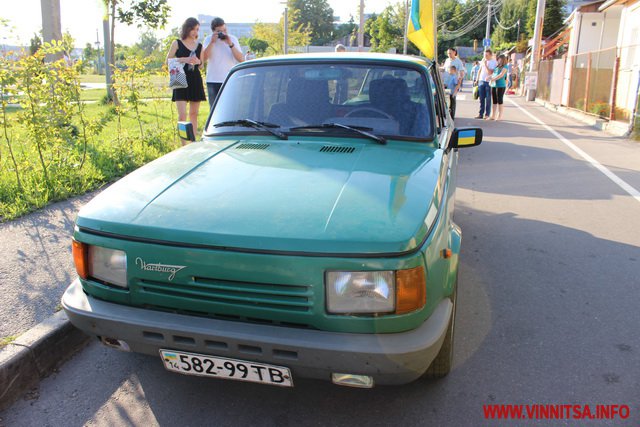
{"left": 423, "top": 278, "right": 457, "bottom": 379}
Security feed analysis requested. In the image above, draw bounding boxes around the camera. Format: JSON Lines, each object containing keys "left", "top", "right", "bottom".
{"left": 217, "top": 32, "right": 227, "bottom": 40}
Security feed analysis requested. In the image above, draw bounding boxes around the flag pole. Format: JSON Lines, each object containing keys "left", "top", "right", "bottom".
{"left": 432, "top": 0, "right": 438, "bottom": 64}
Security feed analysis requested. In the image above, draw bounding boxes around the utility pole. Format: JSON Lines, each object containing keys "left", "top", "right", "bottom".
{"left": 40, "top": 0, "right": 62, "bottom": 61}
{"left": 103, "top": 18, "right": 113, "bottom": 99}
{"left": 403, "top": 0, "right": 408, "bottom": 54}
{"left": 485, "top": 0, "right": 491, "bottom": 42}
{"left": 527, "top": 0, "right": 546, "bottom": 101}
{"left": 95, "top": 29, "right": 102, "bottom": 75}
{"left": 283, "top": 4, "right": 289, "bottom": 54}
{"left": 358, "top": 0, "right": 365, "bottom": 52}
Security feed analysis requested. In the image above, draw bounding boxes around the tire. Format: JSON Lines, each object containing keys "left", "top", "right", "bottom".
{"left": 423, "top": 279, "right": 457, "bottom": 379}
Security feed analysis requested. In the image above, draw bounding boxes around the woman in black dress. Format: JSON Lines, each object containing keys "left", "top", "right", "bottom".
{"left": 166, "top": 17, "right": 207, "bottom": 143}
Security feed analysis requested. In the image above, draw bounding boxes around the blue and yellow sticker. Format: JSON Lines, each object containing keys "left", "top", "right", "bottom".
{"left": 457, "top": 130, "right": 476, "bottom": 146}
{"left": 178, "top": 123, "right": 190, "bottom": 140}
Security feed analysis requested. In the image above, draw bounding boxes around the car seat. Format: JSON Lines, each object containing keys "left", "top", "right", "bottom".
{"left": 268, "top": 78, "right": 333, "bottom": 127}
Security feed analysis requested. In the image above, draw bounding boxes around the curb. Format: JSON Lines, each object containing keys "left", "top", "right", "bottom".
{"left": 534, "top": 98, "right": 631, "bottom": 137}
{"left": 0, "top": 310, "right": 90, "bottom": 411}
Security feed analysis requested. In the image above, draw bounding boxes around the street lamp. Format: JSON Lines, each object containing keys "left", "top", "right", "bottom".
{"left": 94, "top": 29, "right": 101, "bottom": 74}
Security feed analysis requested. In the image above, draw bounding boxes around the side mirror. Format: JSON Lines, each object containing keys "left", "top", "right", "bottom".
{"left": 450, "top": 127, "right": 482, "bottom": 149}
{"left": 177, "top": 121, "right": 196, "bottom": 142}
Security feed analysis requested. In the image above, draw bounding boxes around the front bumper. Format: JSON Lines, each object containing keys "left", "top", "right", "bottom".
{"left": 62, "top": 279, "right": 451, "bottom": 385}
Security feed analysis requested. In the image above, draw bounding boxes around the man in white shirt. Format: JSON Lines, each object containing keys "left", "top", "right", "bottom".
{"left": 202, "top": 17, "right": 244, "bottom": 108}
{"left": 443, "top": 48, "right": 465, "bottom": 119}
{"left": 474, "top": 48, "right": 497, "bottom": 119}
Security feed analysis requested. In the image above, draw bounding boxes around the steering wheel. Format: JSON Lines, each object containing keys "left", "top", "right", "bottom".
{"left": 344, "top": 107, "right": 394, "bottom": 119}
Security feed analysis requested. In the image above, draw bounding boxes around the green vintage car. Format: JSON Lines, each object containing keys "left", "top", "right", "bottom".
{"left": 63, "top": 53, "right": 482, "bottom": 388}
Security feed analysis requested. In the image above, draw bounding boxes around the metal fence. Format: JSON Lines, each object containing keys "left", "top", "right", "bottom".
{"left": 537, "top": 45, "right": 640, "bottom": 125}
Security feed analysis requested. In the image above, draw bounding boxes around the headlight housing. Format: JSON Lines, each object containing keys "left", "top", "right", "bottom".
{"left": 73, "top": 240, "right": 128, "bottom": 288}
{"left": 325, "top": 267, "right": 426, "bottom": 315}
{"left": 326, "top": 271, "right": 395, "bottom": 314}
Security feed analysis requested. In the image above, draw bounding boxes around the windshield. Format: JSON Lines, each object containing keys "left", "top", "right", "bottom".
{"left": 207, "top": 62, "right": 434, "bottom": 140}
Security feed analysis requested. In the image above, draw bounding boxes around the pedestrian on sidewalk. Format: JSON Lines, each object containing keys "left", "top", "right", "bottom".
{"left": 202, "top": 17, "right": 244, "bottom": 109}
{"left": 167, "top": 17, "right": 207, "bottom": 143}
{"left": 471, "top": 61, "right": 480, "bottom": 85}
{"left": 443, "top": 47, "right": 465, "bottom": 119}
{"left": 446, "top": 65, "right": 461, "bottom": 120}
{"left": 474, "top": 48, "right": 496, "bottom": 120}
{"left": 489, "top": 54, "right": 508, "bottom": 121}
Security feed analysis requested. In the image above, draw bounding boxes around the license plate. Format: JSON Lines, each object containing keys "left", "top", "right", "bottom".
{"left": 159, "top": 349, "right": 293, "bottom": 387}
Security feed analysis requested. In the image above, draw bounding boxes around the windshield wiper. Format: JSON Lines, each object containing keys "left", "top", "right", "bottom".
{"left": 210, "top": 119, "right": 287, "bottom": 140}
{"left": 290, "top": 123, "right": 386, "bottom": 145}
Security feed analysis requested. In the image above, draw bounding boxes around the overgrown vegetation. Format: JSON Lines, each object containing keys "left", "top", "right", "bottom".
{"left": 0, "top": 41, "right": 191, "bottom": 221}
{"left": 0, "top": 335, "right": 18, "bottom": 348}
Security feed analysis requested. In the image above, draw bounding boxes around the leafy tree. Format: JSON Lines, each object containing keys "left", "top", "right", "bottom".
{"left": 83, "top": 43, "right": 96, "bottom": 62}
{"left": 526, "top": 0, "right": 537, "bottom": 38}
{"left": 288, "top": 0, "right": 334, "bottom": 45}
{"left": 542, "top": 0, "right": 566, "bottom": 38}
{"left": 526, "top": 0, "right": 566, "bottom": 40}
{"left": 493, "top": 0, "right": 528, "bottom": 45}
{"left": 102, "top": 0, "right": 171, "bottom": 103}
{"left": 437, "top": 0, "right": 487, "bottom": 59}
{"left": 253, "top": 9, "right": 310, "bottom": 54}
{"left": 333, "top": 16, "right": 358, "bottom": 44}
{"left": 365, "top": 3, "right": 419, "bottom": 54}
{"left": 29, "top": 33, "right": 42, "bottom": 56}
{"left": 246, "top": 38, "right": 269, "bottom": 57}
{"left": 136, "top": 30, "right": 161, "bottom": 56}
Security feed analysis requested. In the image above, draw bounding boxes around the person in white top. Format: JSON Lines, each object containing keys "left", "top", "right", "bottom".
{"left": 202, "top": 17, "right": 244, "bottom": 108}
{"left": 443, "top": 48, "right": 465, "bottom": 119}
{"left": 474, "top": 48, "right": 497, "bottom": 119}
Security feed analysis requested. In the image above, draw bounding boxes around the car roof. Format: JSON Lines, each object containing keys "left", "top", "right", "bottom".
{"left": 242, "top": 52, "right": 432, "bottom": 68}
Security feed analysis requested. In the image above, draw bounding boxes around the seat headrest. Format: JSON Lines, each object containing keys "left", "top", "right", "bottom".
{"left": 287, "top": 79, "right": 329, "bottom": 105}
{"left": 369, "top": 77, "right": 409, "bottom": 107}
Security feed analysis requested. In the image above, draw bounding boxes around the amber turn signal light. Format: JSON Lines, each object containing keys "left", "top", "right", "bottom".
{"left": 395, "top": 266, "right": 426, "bottom": 314}
{"left": 72, "top": 240, "right": 89, "bottom": 280}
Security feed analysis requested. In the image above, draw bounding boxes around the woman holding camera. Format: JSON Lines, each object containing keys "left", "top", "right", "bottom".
{"left": 202, "top": 17, "right": 244, "bottom": 108}
{"left": 167, "top": 17, "right": 206, "bottom": 142}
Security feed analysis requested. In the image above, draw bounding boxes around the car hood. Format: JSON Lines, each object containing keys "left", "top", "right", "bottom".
{"left": 77, "top": 138, "right": 444, "bottom": 254}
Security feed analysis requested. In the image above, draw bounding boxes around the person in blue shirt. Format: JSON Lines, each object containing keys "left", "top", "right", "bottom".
{"left": 471, "top": 61, "right": 480, "bottom": 85}
{"left": 446, "top": 65, "right": 461, "bottom": 119}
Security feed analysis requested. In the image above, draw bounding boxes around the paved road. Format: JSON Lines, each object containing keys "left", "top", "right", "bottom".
{"left": 0, "top": 192, "right": 98, "bottom": 338}
{"left": 2, "top": 95, "right": 639, "bottom": 426}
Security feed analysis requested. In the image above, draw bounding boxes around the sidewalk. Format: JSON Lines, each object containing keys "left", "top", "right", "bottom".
{"left": 0, "top": 191, "right": 97, "bottom": 338}
{"left": 0, "top": 191, "right": 98, "bottom": 409}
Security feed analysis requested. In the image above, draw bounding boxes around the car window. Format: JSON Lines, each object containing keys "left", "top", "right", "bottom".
{"left": 428, "top": 65, "right": 447, "bottom": 132}
{"left": 208, "top": 63, "right": 434, "bottom": 140}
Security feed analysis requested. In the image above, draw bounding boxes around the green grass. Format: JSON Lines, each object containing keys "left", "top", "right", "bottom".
{"left": 0, "top": 335, "right": 18, "bottom": 348}
{"left": 79, "top": 73, "right": 166, "bottom": 86}
{"left": 0, "top": 99, "right": 211, "bottom": 221}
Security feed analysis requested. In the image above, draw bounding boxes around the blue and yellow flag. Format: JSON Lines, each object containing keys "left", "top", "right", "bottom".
{"left": 407, "top": 0, "right": 435, "bottom": 59}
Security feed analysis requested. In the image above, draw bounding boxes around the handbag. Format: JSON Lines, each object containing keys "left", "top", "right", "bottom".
{"left": 168, "top": 58, "right": 188, "bottom": 90}
{"left": 472, "top": 85, "right": 479, "bottom": 100}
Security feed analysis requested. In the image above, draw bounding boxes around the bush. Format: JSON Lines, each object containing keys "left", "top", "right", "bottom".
{"left": 0, "top": 41, "right": 181, "bottom": 221}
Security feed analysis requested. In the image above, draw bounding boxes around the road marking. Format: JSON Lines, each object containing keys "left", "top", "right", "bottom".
{"left": 507, "top": 97, "right": 640, "bottom": 204}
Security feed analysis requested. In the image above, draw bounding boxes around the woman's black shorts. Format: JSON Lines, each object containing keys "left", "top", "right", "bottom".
{"left": 491, "top": 87, "right": 506, "bottom": 105}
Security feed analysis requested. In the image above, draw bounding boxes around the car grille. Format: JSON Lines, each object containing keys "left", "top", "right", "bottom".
{"left": 134, "top": 276, "right": 315, "bottom": 328}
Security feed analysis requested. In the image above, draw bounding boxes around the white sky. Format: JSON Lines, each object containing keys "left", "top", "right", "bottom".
{"left": 3, "top": 0, "right": 397, "bottom": 48}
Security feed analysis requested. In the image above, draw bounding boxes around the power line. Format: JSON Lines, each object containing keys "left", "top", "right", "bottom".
{"left": 494, "top": 14, "right": 520, "bottom": 31}
{"left": 440, "top": 0, "right": 503, "bottom": 41}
